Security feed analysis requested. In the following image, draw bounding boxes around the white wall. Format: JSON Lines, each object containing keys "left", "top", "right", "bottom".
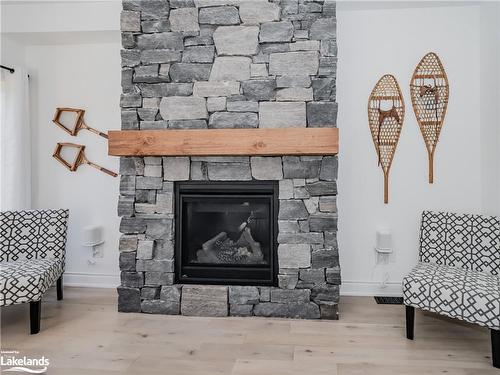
{"left": 1, "top": 36, "right": 26, "bottom": 68}
{"left": 479, "top": 2, "right": 500, "bottom": 216}
{"left": 2, "top": 1, "right": 123, "bottom": 287}
{"left": 337, "top": 2, "right": 499, "bottom": 296}
{"left": 1, "top": 1, "right": 120, "bottom": 34}
{"left": 1, "top": 1, "right": 26, "bottom": 68}
{"left": 26, "top": 42, "right": 121, "bottom": 287}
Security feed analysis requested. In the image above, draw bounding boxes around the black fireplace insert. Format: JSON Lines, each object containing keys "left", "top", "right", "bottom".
{"left": 175, "top": 181, "right": 278, "bottom": 286}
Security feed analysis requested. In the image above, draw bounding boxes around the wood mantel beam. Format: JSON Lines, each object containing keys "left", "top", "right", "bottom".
{"left": 108, "top": 128, "right": 339, "bottom": 157}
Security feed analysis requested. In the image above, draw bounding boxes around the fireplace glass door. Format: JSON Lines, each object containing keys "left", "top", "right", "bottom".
{"left": 175, "top": 182, "right": 278, "bottom": 286}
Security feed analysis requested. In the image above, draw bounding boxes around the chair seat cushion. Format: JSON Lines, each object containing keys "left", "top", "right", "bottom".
{"left": 403, "top": 262, "right": 500, "bottom": 330}
{"left": 0, "top": 258, "right": 64, "bottom": 307}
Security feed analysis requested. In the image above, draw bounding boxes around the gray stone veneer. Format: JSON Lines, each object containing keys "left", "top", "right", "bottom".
{"left": 118, "top": 0, "right": 339, "bottom": 319}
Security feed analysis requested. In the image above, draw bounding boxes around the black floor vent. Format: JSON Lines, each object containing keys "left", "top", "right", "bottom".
{"left": 374, "top": 296, "right": 404, "bottom": 305}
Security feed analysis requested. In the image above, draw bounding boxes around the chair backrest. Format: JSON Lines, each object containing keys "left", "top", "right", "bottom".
{"left": 0, "top": 209, "right": 69, "bottom": 262}
{"left": 419, "top": 210, "right": 500, "bottom": 275}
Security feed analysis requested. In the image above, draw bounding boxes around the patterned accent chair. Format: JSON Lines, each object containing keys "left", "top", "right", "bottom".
{"left": 0, "top": 209, "right": 69, "bottom": 334}
{"left": 403, "top": 211, "right": 500, "bottom": 368}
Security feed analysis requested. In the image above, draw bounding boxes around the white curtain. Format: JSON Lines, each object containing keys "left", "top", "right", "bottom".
{"left": 0, "top": 67, "right": 31, "bottom": 211}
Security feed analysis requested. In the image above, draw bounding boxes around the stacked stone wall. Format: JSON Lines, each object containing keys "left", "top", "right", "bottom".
{"left": 118, "top": 0, "right": 339, "bottom": 319}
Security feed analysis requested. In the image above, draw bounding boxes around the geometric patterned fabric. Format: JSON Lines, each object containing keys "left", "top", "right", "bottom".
{"left": 404, "top": 210, "right": 500, "bottom": 330}
{"left": 0, "top": 209, "right": 69, "bottom": 262}
{"left": 403, "top": 262, "right": 500, "bottom": 330}
{"left": 0, "top": 209, "right": 68, "bottom": 307}
{"left": 0, "top": 258, "right": 64, "bottom": 306}
{"left": 419, "top": 210, "right": 499, "bottom": 276}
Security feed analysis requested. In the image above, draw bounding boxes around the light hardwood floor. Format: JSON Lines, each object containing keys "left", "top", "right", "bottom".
{"left": 1, "top": 287, "right": 497, "bottom": 375}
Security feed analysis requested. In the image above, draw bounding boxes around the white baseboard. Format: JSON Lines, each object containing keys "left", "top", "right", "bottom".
{"left": 340, "top": 280, "right": 402, "bottom": 296}
{"left": 63, "top": 272, "right": 119, "bottom": 288}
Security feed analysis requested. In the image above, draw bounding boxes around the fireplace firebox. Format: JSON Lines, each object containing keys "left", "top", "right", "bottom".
{"left": 175, "top": 181, "right": 279, "bottom": 286}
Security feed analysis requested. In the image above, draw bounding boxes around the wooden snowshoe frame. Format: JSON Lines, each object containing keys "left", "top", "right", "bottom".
{"left": 410, "top": 52, "right": 449, "bottom": 183}
{"left": 368, "top": 74, "right": 405, "bottom": 204}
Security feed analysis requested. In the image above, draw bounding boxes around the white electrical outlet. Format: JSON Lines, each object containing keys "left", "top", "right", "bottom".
{"left": 375, "top": 251, "right": 390, "bottom": 265}
{"left": 83, "top": 225, "right": 105, "bottom": 259}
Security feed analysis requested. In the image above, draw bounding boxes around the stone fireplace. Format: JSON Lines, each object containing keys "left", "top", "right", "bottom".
{"left": 117, "top": 0, "right": 340, "bottom": 319}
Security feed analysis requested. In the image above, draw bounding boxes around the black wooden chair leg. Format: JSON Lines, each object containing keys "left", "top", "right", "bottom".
{"left": 57, "top": 276, "right": 63, "bottom": 301}
{"left": 492, "top": 329, "right": 499, "bottom": 368}
{"left": 405, "top": 305, "right": 415, "bottom": 340}
{"left": 30, "top": 301, "right": 41, "bottom": 334}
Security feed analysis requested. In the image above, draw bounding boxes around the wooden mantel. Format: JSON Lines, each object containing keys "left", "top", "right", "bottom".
{"left": 108, "top": 128, "right": 338, "bottom": 157}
